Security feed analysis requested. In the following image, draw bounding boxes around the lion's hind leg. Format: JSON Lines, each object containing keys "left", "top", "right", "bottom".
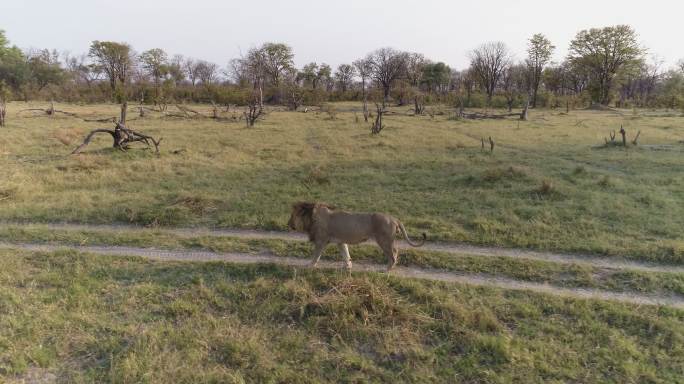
{"left": 377, "top": 239, "right": 397, "bottom": 273}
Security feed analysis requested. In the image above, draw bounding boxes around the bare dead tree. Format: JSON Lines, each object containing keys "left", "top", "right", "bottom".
{"left": 602, "top": 127, "right": 641, "bottom": 148}
{"left": 414, "top": 94, "right": 425, "bottom": 115}
{"left": 288, "top": 89, "right": 303, "bottom": 111}
{"left": 371, "top": 103, "right": 385, "bottom": 134}
{"left": 469, "top": 42, "right": 511, "bottom": 107}
{"left": 138, "top": 93, "right": 146, "bottom": 118}
{"left": 366, "top": 48, "right": 407, "bottom": 103}
{"left": 284, "top": 68, "right": 304, "bottom": 111}
{"left": 354, "top": 58, "right": 373, "bottom": 122}
{"left": 244, "top": 95, "right": 264, "bottom": 127}
{"left": 211, "top": 101, "right": 219, "bottom": 119}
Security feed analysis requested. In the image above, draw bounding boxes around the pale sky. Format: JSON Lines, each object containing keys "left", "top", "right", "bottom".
{"left": 2, "top": 0, "right": 682, "bottom": 71}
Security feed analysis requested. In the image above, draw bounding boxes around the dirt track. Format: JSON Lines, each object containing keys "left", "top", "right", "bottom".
{"left": 2, "top": 239, "right": 683, "bottom": 309}
{"left": 8, "top": 221, "right": 683, "bottom": 274}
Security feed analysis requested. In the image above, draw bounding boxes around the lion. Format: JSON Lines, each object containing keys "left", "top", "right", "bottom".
{"left": 287, "top": 202, "right": 426, "bottom": 272}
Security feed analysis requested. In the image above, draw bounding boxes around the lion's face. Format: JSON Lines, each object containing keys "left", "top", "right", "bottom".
{"left": 288, "top": 202, "right": 314, "bottom": 232}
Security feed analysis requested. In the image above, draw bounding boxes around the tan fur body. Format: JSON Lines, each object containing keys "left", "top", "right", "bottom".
{"left": 287, "top": 202, "right": 426, "bottom": 271}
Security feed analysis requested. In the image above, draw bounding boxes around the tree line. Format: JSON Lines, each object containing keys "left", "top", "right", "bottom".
{"left": 1, "top": 25, "right": 683, "bottom": 110}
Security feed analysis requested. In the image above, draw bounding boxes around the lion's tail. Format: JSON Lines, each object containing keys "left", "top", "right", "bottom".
{"left": 396, "top": 221, "right": 426, "bottom": 247}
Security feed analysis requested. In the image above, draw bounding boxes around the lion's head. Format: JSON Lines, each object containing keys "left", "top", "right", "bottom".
{"left": 287, "top": 202, "right": 335, "bottom": 236}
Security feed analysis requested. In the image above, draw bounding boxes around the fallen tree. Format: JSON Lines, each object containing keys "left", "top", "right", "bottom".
{"left": 462, "top": 111, "right": 523, "bottom": 120}
{"left": 72, "top": 122, "right": 162, "bottom": 155}
{"left": 19, "top": 101, "right": 78, "bottom": 117}
{"left": 72, "top": 103, "right": 162, "bottom": 154}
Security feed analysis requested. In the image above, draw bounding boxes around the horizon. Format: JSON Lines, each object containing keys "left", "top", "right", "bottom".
{"left": 2, "top": 0, "right": 683, "bottom": 72}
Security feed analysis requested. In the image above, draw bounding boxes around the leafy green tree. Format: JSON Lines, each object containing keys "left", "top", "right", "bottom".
{"left": 26, "top": 49, "right": 64, "bottom": 91}
{"left": 140, "top": 48, "right": 169, "bottom": 89}
{"left": 195, "top": 60, "right": 219, "bottom": 86}
{"left": 500, "top": 63, "right": 528, "bottom": 111}
{"left": 0, "top": 30, "right": 29, "bottom": 92}
{"left": 421, "top": 62, "right": 451, "bottom": 93}
{"left": 527, "top": 34, "right": 555, "bottom": 108}
{"left": 260, "top": 43, "right": 294, "bottom": 86}
{"left": 89, "top": 41, "right": 135, "bottom": 100}
{"left": 659, "top": 70, "right": 684, "bottom": 109}
{"left": 567, "top": 25, "right": 644, "bottom": 105}
{"left": 334, "top": 64, "right": 356, "bottom": 92}
{"left": 405, "top": 52, "right": 427, "bottom": 87}
{"left": 167, "top": 54, "right": 186, "bottom": 87}
{"left": 317, "top": 63, "right": 332, "bottom": 91}
{"left": 300, "top": 62, "right": 318, "bottom": 89}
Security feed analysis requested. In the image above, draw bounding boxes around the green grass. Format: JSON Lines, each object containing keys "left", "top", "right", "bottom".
{"left": 1, "top": 249, "right": 683, "bottom": 383}
{"left": 1, "top": 102, "right": 684, "bottom": 263}
{"left": 2, "top": 225, "right": 684, "bottom": 297}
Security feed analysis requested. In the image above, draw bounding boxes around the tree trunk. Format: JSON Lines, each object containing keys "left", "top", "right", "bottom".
{"left": 362, "top": 78, "right": 369, "bottom": 122}
{"left": 520, "top": 99, "right": 529, "bottom": 121}
{"left": 371, "top": 103, "right": 384, "bottom": 134}
{"left": 120, "top": 101, "right": 127, "bottom": 125}
{"left": 0, "top": 101, "right": 6, "bottom": 127}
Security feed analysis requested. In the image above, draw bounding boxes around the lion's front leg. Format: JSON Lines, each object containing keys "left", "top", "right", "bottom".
{"left": 310, "top": 242, "right": 326, "bottom": 268}
{"left": 338, "top": 243, "right": 352, "bottom": 270}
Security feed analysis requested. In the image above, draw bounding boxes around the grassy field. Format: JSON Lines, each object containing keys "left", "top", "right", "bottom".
{"left": 2, "top": 102, "right": 684, "bottom": 383}
{"left": 1, "top": 102, "right": 684, "bottom": 263}
{"left": 0, "top": 103, "right": 684, "bottom": 262}
{"left": 1, "top": 249, "right": 683, "bottom": 383}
